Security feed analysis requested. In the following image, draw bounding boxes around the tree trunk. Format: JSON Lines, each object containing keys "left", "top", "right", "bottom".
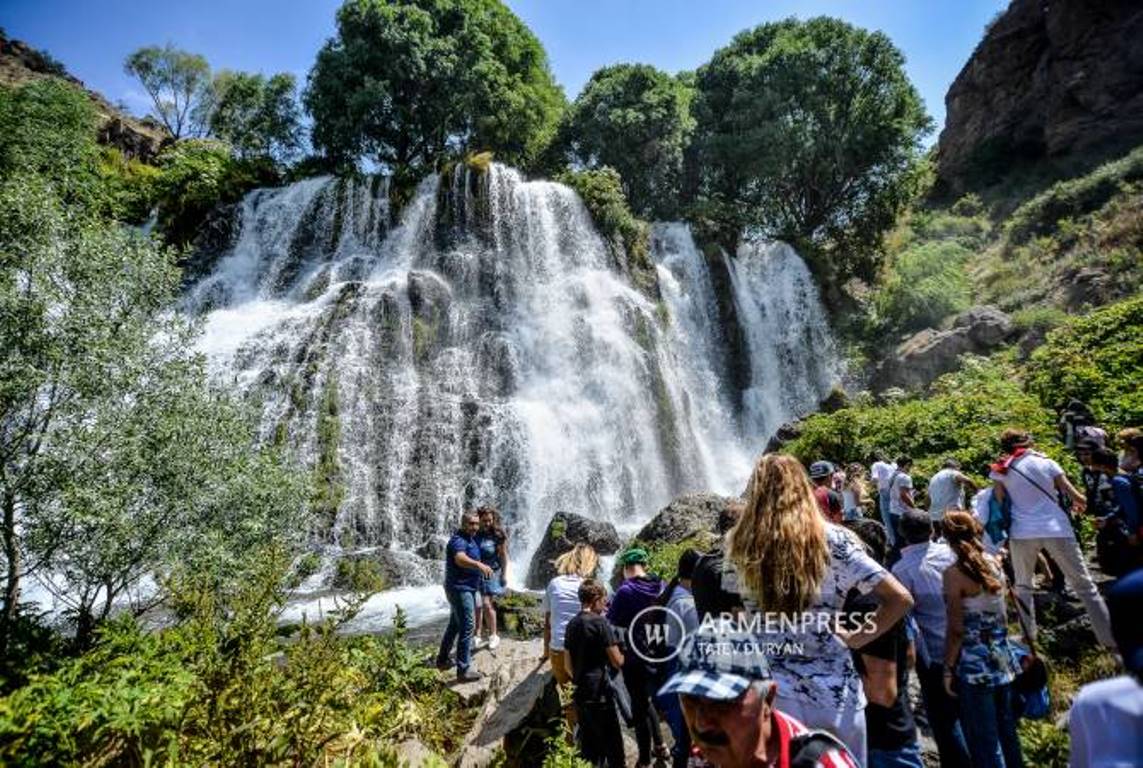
{"left": 0, "top": 491, "right": 19, "bottom": 655}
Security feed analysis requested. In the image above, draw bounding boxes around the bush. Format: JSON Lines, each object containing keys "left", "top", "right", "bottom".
{"left": 154, "top": 138, "right": 278, "bottom": 245}
{"left": 1024, "top": 295, "right": 1143, "bottom": 429}
{"left": 873, "top": 240, "right": 972, "bottom": 334}
{"left": 0, "top": 552, "right": 460, "bottom": 766}
{"left": 557, "top": 167, "right": 655, "bottom": 295}
{"left": 96, "top": 146, "right": 162, "bottom": 223}
{"left": 1004, "top": 145, "right": 1143, "bottom": 245}
{"left": 332, "top": 556, "right": 387, "bottom": 593}
{"left": 784, "top": 356, "right": 1064, "bottom": 482}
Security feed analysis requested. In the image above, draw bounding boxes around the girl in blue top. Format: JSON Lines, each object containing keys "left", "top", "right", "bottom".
{"left": 473, "top": 506, "right": 509, "bottom": 650}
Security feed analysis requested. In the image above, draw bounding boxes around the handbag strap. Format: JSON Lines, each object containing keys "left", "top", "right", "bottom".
{"left": 1006, "top": 454, "right": 1061, "bottom": 507}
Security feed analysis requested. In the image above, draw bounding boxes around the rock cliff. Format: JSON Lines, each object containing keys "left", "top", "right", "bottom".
{"left": 0, "top": 32, "right": 168, "bottom": 162}
{"left": 935, "top": 0, "right": 1143, "bottom": 194}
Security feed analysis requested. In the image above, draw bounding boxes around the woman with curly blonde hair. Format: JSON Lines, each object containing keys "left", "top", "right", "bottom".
{"left": 725, "top": 454, "right": 914, "bottom": 766}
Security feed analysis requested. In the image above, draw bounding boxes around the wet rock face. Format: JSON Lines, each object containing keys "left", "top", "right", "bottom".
{"left": 525, "top": 512, "right": 621, "bottom": 589}
{"left": 936, "top": 0, "right": 1143, "bottom": 194}
{"left": 873, "top": 305, "right": 1014, "bottom": 392}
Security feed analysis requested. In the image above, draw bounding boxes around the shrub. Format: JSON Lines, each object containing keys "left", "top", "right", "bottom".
{"left": 154, "top": 138, "right": 278, "bottom": 245}
{"left": 556, "top": 168, "right": 656, "bottom": 296}
{"left": 1024, "top": 295, "right": 1143, "bottom": 429}
{"left": 1004, "top": 145, "right": 1143, "bottom": 245}
{"left": 873, "top": 240, "right": 972, "bottom": 334}
{"left": 0, "top": 552, "right": 459, "bottom": 766}
{"left": 96, "top": 146, "right": 162, "bottom": 223}
{"left": 332, "top": 556, "right": 387, "bottom": 593}
{"left": 784, "top": 356, "right": 1064, "bottom": 482}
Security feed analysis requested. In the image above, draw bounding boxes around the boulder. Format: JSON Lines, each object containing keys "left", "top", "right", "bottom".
{"left": 456, "top": 637, "right": 556, "bottom": 767}
{"left": 872, "top": 306, "right": 1014, "bottom": 392}
{"left": 407, "top": 270, "right": 452, "bottom": 323}
{"left": 493, "top": 590, "right": 545, "bottom": 640}
{"left": 764, "top": 421, "right": 804, "bottom": 454}
{"left": 935, "top": 0, "right": 1143, "bottom": 195}
{"left": 525, "top": 512, "right": 621, "bottom": 589}
{"left": 633, "top": 493, "right": 736, "bottom": 545}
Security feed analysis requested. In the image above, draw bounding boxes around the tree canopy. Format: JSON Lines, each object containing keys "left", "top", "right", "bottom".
{"left": 563, "top": 64, "right": 694, "bottom": 219}
{"left": 304, "top": 0, "right": 566, "bottom": 174}
{"left": 123, "top": 44, "right": 212, "bottom": 140}
{"left": 208, "top": 71, "right": 304, "bottom": 163}
{"left": 692, "top": 17, "right": 931, "bottom": 282}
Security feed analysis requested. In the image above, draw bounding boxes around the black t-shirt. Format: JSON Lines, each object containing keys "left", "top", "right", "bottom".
{"left": 691, "top": 550, "right": 744, "bottom": 624}
{"left": 564, "top": 610, "right": 617, "bottom": 704}
{"left": 849, "top": 595, "right": 916, "bottom": 750}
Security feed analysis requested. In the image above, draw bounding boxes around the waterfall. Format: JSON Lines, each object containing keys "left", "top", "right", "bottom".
{"left": 187, "top": 165, "right": 838, "bottom": 608}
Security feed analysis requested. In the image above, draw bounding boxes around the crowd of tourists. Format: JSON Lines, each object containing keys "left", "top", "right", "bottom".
{"left": 433, "top": 419, "right": 1143, "bottom": 768}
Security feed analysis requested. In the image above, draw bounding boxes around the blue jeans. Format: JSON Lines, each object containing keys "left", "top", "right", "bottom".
{"left": 869, "top": 742, "right": 924, "bottom": 768}
{"left": 917, "top": 662, "right": 971, "bottom": 768}
{"left": 879, "top": 489, "right": 897, "bottom": 546}
{"left": 654, "top": 663, "right": 689, "bottom": 768}
{"left": 437, "top": 587, "right": 476, "bottom": 674}
{"left": 958, "top": 681, "right": 1024, "bottom": 768}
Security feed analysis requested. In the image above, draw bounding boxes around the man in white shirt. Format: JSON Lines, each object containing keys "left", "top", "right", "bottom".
{"left": 891, "top": 510, "right": 971, "bottom": 768}
{"left": 870, "top": 452, "right": 897, "bottom": 545}
{"left": 991, "top": 429, "right": 1114, "bottom": 649}
{"left": 885, "top": 456, "right": 915, "bottom": 548}
{"left": 1069, "top": 568, "right": 1143, "bottom": 767}
{"left": 927, "top": 458, "right": 977, "bottom": 523}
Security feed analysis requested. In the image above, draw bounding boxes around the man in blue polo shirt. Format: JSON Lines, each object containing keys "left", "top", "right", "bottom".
{"left": 436, "top": 511, "right": 492, "bottom": 681}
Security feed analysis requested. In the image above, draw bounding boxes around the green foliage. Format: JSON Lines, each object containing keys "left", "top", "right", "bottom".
{"left": 0, "top": 79, "right": 101, "bottom": 208}
{"left": 1024, "top": 295, "right": 1143, "bottom": 429}
{"left": 563, "top": 64, "right": 694, "bottom": 219}
{"left": 124, "top": 44, "right": 211, "bottom": 139}
{"left": 692, "top": 16, "right": 931, "bottom": 284}
{"left": 1011, "top": 305, "right": 1070, "bottom": 335}
{"left": 542, "top": 726, "right": 591, "bottom": 768}
{"left": 0, "top": 173, "right": 303, "bottom": 648}
{"left": 556, "top": 168, "right": 656, "bottom": 295}
{"left": 209, "top": 70, "right": 304, "bottom": 164}
{"left": 1017, "top": 720, "right": 1069, "bottom": 768}
{"left": 305, "top": 0, "right": 566, "bottom": 174}
{"left": 1004, "top": 146, "right": 1143, "bottom": 245}
{"left": 0, "top": 553, "right": 461, "bottom": 766}
{"left": 784, "top": 357, "right": 1063, "bottom": 480}
{"left": 646, "top": 535, "right": 718, "bottom": 583}
{"left": 873, "top": 240, "right": 972, "bottom": 335}
{"left": 96, "top": 146, "right": 162, "bottom": 223}
{"left": 332, "top": 556, "right": 387, "bottom": 593}
{"left": 153, "top": 138, "right": 278, "bottom": 245}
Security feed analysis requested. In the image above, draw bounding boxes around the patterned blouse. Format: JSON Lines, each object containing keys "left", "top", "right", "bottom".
{"left": 955, "top": 571, "right": 1016, "bottom": 687}
{"left": 721, "top": 524, "right": 887, "bottom": 709}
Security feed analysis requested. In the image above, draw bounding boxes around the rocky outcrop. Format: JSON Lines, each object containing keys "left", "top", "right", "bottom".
{"left": 936, "top": 0, "right": 1143, "bottom": 194}
{"left": 0, "top": 33, "right": 169, "bottom": 162}
{"left": 633, "top": 493, "right": 736, "bottom": 545}
{"left": 455, "top": 637, "right": 556, "bottom": 767}
{"left": 873, "top": 306, "right": 1014, "bottom": 392}
{"left": 525, "top": 512, "right": 621, "bottom": 589}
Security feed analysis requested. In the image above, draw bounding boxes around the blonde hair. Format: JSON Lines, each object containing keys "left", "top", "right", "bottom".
{"left": 553, "top": 543, "right": 598, "bottom": 578}
{"left": 728, "top": 454, "right": 829, "bottom": 615}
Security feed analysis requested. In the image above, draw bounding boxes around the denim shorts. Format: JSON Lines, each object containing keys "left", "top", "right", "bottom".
{"left": 481, "top": 568, "right": 505, "bottom": 596}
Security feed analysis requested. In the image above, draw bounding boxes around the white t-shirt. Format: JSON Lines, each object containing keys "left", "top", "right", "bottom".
{"left": 871, "top": 461, "right": 896, "bottom": 491}
{"left": 990, "top": 452, "right": 1072, "bottom": 540}
{"left": 928, "top": 468, "right": 965, "bottom": 520}
{"left": 888, "top": 471, "right": 914, "bottom": 516}
{"left": 1068, "top": 675, "right": 1143, "bottom": 768}
{"left": 542, "top": 574, "right": 584, "bottom": 651}
{"left": 722, "top": 524, "right": 887, "bottom": 710}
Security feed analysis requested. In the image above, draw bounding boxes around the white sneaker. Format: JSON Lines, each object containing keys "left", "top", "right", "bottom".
{"left": 472, "top": 636, "right": 487, "bottom": 650}
{"left": 488, "top": 633, "right": 501, "bottom": 650}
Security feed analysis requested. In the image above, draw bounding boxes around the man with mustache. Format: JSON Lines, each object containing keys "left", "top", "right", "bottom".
{"left": 658, "top": 630, "right": 858, "bottom": 768}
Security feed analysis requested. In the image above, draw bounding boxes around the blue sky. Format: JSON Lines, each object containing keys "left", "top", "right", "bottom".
{"left": 4, "top": 0, "right": 1007, "bottom": 143}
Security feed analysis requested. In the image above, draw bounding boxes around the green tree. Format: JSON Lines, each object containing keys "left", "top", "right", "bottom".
{"left": 0, "top": 79, "right": 100, "bottom": 207}
{"left": 304, "top": 0, "right": 566, "bottom": 174}
{"left": 0, "top": 175, "right": 302, "bottom": 649}
{"left": 693, "top": 17, "right": 931, "bottom": 282}
{"left": 123, "top": 44, "right": 211, "bottom": 139}
{"left": 208, "top": 71, "right": 303, "bottom": 163}
{"left": 563, "top": 64, "right": 694, "bottom": 219}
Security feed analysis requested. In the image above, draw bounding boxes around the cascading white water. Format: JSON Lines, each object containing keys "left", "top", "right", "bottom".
{"left": 187, "top": 165, "right": 838, "bottom": 623}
